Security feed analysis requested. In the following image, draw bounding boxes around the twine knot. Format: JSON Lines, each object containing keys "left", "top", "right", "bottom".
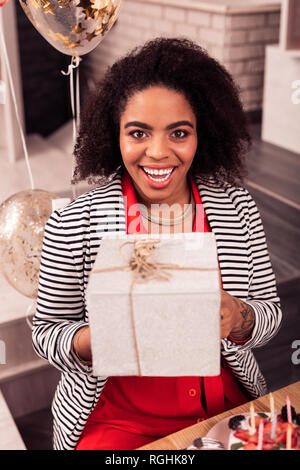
{"left": 120, "top": 239, "right": 177, "bottom": 282}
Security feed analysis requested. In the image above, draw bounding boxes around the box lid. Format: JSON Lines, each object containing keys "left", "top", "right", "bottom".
{"left": 87, "top": 233, "right": 220, "bottom": 296}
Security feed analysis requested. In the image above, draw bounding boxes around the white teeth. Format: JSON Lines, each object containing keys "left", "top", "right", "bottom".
{"left": 147, "top": 173, "right": 172, "bottom": 182}
{"left": 141, "top": 166, "right": 175, "bottom": 183}
{"left": 142, "top": 167, "right": 174, "bottom": 176}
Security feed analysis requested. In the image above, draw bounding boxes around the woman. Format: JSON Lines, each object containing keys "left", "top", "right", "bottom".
{"left": 32, "top": 37, "right": 282, "bottom": 450}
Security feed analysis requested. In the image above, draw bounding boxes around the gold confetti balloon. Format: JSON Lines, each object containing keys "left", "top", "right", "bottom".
{"left": 0, "top": 190, "right": 59, "bottom": 298}
{"left": 19, "top": 0, "right": 122, "bottom": 56}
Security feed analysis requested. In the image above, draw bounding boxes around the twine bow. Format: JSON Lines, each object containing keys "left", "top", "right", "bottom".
{"left": 120, "top": 238, "right": 183, "bottom": 282}
{"left": 92, "top": 238, "right": 218, "bottom": 375}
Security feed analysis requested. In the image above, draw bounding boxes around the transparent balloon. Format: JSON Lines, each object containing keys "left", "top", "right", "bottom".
{"left": 18, "top": 0, "right": 122, "bottom": 56}
{"left": 0, "top": 189, "right": 59, "bottom": 298}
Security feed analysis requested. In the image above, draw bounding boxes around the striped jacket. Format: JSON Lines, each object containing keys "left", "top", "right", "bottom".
{"left": 32, "top": 170, "right": 282, "bottom": 450}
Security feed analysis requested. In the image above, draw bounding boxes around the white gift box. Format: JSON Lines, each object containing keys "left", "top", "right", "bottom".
{"left": 87, "top": 232, "right": 221, "bottom": 377}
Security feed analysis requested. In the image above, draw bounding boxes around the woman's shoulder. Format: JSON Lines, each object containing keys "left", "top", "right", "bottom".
{"left": 193, "top": 174, "right": 257, "bottom": 224}
{"left": 193, "top": 174, "right": 251, "bottom": 201}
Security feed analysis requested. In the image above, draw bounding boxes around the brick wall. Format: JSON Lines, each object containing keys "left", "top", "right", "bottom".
{"left": 86, "top": 0, "right": 281, "bottom": 112}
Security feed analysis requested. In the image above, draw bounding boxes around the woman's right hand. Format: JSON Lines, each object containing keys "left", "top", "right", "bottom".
{"left": 73, "top": 326, "right": 92, "bottom": 364}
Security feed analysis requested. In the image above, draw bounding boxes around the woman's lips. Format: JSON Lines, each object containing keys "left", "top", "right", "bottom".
{"left": 139, "top": 166, "right": 177, "bottom": 189}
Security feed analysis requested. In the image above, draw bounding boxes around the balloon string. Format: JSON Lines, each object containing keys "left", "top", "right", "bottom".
{"left": 0, "top": 26, "right": 35, "bottom": 190}
{"left": 61, "top": 56, "right": 80, "bottom": 200}
{"left": 76, "top": 65, "right": 80, "bottom": 130}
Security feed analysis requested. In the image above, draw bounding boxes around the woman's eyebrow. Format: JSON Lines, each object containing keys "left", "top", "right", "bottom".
{"left": 124, "top": 120, "right": 194, "bottom": 130}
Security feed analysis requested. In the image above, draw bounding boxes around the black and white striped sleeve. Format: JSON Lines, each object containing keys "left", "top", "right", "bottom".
{"left": 32, "top": 209, "right": 93, "bottom": 375}
{"left": 223, "top": 189, "right": 282, "bottom": 353}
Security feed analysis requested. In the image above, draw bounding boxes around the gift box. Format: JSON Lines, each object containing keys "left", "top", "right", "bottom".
{"left": 87, "top": 232, "right": 221, "bottom": 377}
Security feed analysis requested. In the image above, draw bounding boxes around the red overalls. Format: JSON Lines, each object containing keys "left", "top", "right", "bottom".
{"left": 76, "top": 171, "right": 250, "bottom": 450}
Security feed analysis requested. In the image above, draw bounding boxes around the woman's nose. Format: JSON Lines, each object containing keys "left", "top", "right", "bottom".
{"left": 146, "top": 151, "right": 168, "bottom": 159}
{"left": 145, "top": 139, "right": 169, "bottom": 159}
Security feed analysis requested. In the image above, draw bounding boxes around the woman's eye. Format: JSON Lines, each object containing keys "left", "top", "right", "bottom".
{"left": 129, "top": 129, "right": 188, "bottom": 139}
{"left": 129, "top": 130, "right": 146, "bottom": 139}
{"left": 172, "top": 129, "right": 188, "bottom": 139}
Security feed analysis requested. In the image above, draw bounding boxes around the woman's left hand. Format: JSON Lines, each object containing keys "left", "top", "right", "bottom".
{"left": 220, "top": 290, "right": 255, "bottom": 341}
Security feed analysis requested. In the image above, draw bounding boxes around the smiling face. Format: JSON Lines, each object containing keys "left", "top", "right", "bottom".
{"left": 119, "top": 86, "right": 198, "bottom": 208}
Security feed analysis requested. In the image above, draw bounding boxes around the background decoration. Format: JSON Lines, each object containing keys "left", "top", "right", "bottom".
{"left": 0, "top": 189, "right": 59, "bottom": 298}
{"left": 18, "top": 0, "right": 122, "bottom": 56}
{"left": 18, "top": 0, "right": 122, "bottom": 199}
{"left": 0, "top": 0, "right": 122, "bottom": 306}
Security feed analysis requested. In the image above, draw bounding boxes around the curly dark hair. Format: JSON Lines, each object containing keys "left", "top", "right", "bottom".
{"left": 73, "top": 37, "right": 251, "bottom": 187}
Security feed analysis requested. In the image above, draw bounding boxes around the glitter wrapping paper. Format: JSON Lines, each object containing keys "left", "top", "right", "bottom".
{"left": 87, "top": 233, "right": 221, "bottom": 377}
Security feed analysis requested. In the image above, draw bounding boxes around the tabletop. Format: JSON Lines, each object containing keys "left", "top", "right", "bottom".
{"left": 137, "top": 380, "right": 300, "bottom": 450}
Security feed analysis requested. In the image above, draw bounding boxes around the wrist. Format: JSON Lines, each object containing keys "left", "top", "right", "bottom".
{"left": 73, "top": 326, "right": 92, "bottom": 364}
{"left": 229, "top": 299, "right": 255, "bottom": 341}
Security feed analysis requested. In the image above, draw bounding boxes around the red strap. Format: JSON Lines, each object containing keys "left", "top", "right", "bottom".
{"left": 188, "top": 173, "right": 210, "bottom": 233}
{"left": 228, "top": 335, "right": 251, "bottom": 344}
{"left": 121, "top": 171, "right": 147, "bottom": 234}
{"left": 202, "top": 376, "right": 225, "bottom": 417}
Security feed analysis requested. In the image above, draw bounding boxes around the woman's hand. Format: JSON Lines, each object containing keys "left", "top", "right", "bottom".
{"left": 73, "top": 326, "right": 92, "bottom": 364}
{"left": 220, "top": 290, "right": 255, "bottom": 341}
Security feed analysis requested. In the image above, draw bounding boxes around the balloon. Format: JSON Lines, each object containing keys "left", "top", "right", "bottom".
{"left": 0, "top": 189, "right": 60, "bottom": 298}
{"left": 18, "top": 0, "right": 122, "bottom": 56}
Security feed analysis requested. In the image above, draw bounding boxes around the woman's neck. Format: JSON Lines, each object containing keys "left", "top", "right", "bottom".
{"left": 134, "top": 177, "right": 191, "bottom": 212}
